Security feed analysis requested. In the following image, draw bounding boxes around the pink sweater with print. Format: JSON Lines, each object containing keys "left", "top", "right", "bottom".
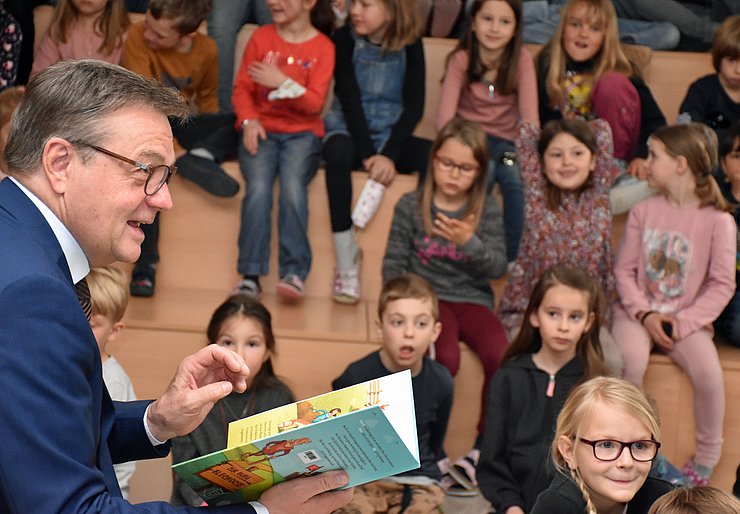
{"left": 613, "top": 195, "right": 736, "bottom": 338}
{"left": 436, "top": 47, "right": 539, "bottom": 141}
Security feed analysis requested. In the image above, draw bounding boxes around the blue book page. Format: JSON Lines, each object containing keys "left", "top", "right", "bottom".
{"left": 173, "top": 406, "right": 420, "bottom": 506}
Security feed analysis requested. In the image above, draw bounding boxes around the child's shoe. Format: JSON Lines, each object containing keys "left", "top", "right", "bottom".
{"left": 130, "top": 264, "right": 156, "bottom": 297}
{"left": 277, "top": 274, "right": 304, "bottom": 301}
{"left": 333, "top": 249, "right": 362, "bottom": 305}
{"left": 681, "top": 458, "right": 712, "bottom": 487}
{"left": 447, "top": 450, "right": 479, "bottom": 490}
{"left": 234, "top": 278, "right": 262, "bottom": 299}
{"left": 650, "top": 452, "right": 687, "bottom": 486}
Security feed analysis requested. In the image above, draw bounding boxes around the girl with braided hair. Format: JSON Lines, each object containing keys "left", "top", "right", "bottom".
{"left": 611, "top": 123, "right": 736, "bottom": 486}
{"left": 531, "top": 376, "right": 673, "bottom": 513}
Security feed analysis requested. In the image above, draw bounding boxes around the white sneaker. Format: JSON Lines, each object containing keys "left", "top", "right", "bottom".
{"left": 332, "top": 250, "right": 361, "bottom": 304}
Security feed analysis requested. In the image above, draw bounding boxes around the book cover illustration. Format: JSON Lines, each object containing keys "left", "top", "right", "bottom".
{"left": 172, "top": 370, "right": 419, "bottom": 506}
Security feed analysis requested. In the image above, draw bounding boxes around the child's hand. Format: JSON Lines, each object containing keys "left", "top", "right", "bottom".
{"left": 627, "top": 158, "right": 648, "bottom": 179}
{"left": 364, "top": 155, "right": 397, "bottom": 185}
{"left": 248, "top": 62, "right": 289, "bottom": 89}
{"left": 506, "top": 507, "right": 525, "bottom": 514}
{"left": 643, "top": 312, "right": 676, "bottom": 351}
{"left": 242, "top": 120, "right": 266, "bottom": 156}
{"left": 432, "top": 213, "right": 475, "bottom": 245}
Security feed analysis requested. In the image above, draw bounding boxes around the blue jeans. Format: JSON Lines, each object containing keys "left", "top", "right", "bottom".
{"left": 522, "top": 0, "right": 680, "bottom": 50}
{"left": 612, "top": 0, "right": 718, "bottom": 45}
{"left": 487, "top": 136, "right": 523, "bottom": 263}
{"left": 238, "top": 131, "right": 320, "bottom": 280}
{"left": 208, "top": 0, "right": 272, "bottom": 113}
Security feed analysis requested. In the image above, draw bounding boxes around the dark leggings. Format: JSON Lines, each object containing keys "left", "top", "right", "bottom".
{"left": 323, "top": 133, "right": 431, "bottom": 233}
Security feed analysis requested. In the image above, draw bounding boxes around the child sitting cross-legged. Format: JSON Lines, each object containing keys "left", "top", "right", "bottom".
{"left": 332, "top": 273, "right": 454, "bottom": 514}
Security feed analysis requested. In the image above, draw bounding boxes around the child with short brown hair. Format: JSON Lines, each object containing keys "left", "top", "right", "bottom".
{"left": 332, "top": 273, "right": 453, "bottom": 513}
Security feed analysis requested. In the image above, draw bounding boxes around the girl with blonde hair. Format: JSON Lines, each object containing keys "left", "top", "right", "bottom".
{"left": 612, "top": 123, "right": 735, "bottom": 486}
{"left": 323, "top": 0, "right": 431, "bottom": 305}
{"left": 536, "top": 0, "right": 666, "bottom": 212}
{"left": 531, "top": 376, "right": 673, "bottom": 513}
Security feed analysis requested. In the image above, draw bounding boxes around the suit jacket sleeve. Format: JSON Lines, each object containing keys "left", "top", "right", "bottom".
{"left": 0, "top": 277, "right": 252, "bottom": 513}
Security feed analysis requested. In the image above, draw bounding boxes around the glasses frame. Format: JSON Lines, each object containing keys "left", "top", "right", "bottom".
{"left": 579, "top": 438, "right": 661, "bottom": 462}
{"left": 77, "top": 142, "right": 176, "bottom": 196}
{"left": 433, "top": 155, "right": 479, "bottom": 175}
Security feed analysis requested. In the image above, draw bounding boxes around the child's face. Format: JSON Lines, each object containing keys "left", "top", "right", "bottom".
{"left": 350, "top": 0, "right": 389, "bottom": 41}
{"left": 472, "top": 0, "right": 517, "bottom": 55}
{"left": 432, "top": 137, "right": 480, "bottom": 205}
{"left": 719, "top": 57, "right": 740, "bottom": 92}
{"left": 214, "top": 315, "right": 270, "bottom": 385}
{"left": 143, "top": 12, "right": 187, "bottom": 51}
{"left": 72, "top": 0, "right": 108, "bottom": 17}
{"left": 90, "top": 313, "right": 123, "bottom": 353}
{"left": 267, "top": 0, "right": 314, "bottom": 26}
{"left": 645, "top": 138, "right": 679, "bottom": 191}
{"left": 542, "top": 132, "right": 595, "bottom": 191}
{"left": 562, "top": 3, "right": 605, "bottom": 63}
{"left": 530, "top": 283, "right": 593, "bottom": 361}
{"left": 377, "top": 298, "right": 441, "bottom": 375}
{"left": 559, "top": 402, "right": 654, "bottom": 513}
{"left": 722, "top": 138, "right": 740, "bottom": 186}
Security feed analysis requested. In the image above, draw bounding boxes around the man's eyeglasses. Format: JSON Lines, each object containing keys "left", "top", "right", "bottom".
{"left": 579, "top": 438, "right": 661, "bottom": 462}
{"left": 76, "top": 143, "right": 176, "bottom": 196}
{"left": 433, "top": 155, "right": 479, "bottom": 175}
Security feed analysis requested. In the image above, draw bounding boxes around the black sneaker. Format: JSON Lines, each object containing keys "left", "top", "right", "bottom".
{"left": 130, "top": 266, "right": 156, "bottom": 297}
{"left": 176, "top": 154, "right": 240, "bottom": 198}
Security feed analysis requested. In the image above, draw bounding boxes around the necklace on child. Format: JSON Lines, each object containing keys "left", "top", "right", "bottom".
{"left": 481, "top": 59, "right": 498, "bottom": 98}
{"left": 482, "top": 80, "right": 495, "bottom": 98}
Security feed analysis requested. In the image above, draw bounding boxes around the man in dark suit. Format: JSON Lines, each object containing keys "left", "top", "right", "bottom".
{"left": 0, "top": 59, "right": 352, "bottom": 513}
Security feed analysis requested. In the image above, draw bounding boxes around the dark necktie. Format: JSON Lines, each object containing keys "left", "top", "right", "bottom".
{"left": 75, "top": 277, "right": 92, "bottom": 321}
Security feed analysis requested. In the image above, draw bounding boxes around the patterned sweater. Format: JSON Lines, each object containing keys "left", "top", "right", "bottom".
{"left": 498, "top": 119, "right": 616, "bottom": 336}
{"left": 382, "top": 191, "right": 507, "bottom": 309}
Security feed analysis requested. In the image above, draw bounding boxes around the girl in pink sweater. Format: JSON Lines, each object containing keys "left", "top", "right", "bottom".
{"left": 31, "top": 0, "right": 129, "bottom": 77}
{"left": 612, "top": 123, "right": 736, "bottom": 487}
{"left": 437, "top": 0, "right": 538, "bottom": 263}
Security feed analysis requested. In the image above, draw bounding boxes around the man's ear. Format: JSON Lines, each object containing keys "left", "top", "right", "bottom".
{"left": 557, "top": 435, "right": 577, "bottom": 470}
{"left": 42, "top": 137, "right": 74, "bottom": 194}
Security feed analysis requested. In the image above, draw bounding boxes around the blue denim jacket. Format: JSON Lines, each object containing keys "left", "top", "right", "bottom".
{"left": 324, "top": 29, "right": 405, "bottom": 152}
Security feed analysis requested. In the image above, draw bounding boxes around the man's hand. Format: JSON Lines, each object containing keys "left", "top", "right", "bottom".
{"left": 249, "top": 62, "right": 290, "bottom": 89}
{"left": 364, "top": 155, "right": 397, "bottom": 186}
{"left": 147, "top": 345, "right": 250, "bottom": 441}
{"left": 260, "top": 471, "right": 354, "bottom": 514}
{"left": 432, "top": 213, "right": 475, "bottom": 245}
{"left": 243, "top": 120, "right": 267, "bottom": 156}
{"left": 643, "top": 312, "right": 677, "bottom": 351}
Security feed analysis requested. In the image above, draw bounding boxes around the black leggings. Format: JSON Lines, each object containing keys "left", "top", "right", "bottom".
{"left": 322, "top": 133, "right": 431, "bottom": 232}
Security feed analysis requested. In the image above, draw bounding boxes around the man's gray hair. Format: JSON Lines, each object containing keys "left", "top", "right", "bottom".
{"left": 5, "top": 59, "right": 189, "bottom": 175}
